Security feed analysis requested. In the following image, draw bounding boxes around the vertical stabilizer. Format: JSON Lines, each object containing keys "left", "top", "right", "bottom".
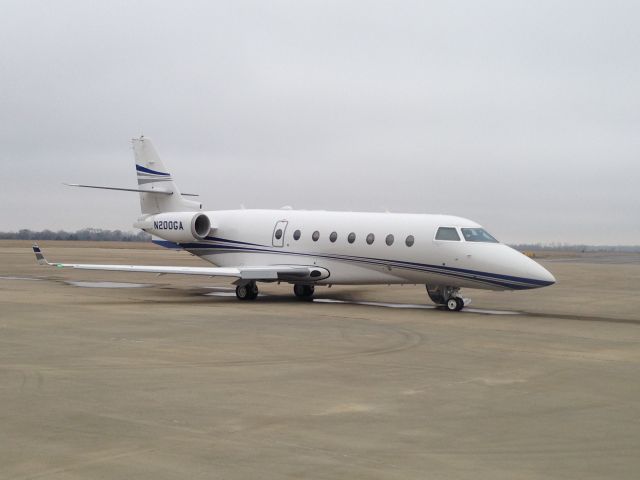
{"left": 132, "top": 136, "right": 201, "bottom": 214}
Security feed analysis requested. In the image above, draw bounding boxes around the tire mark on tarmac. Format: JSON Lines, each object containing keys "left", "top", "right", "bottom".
{"left": 4, "top": 325, "right": 424, "bottom": 373}
{"left": 520, "top": 311, "right": 640, "bottom": 326}
{"left": 12, "top": 447, "right": 157, "bottom": 480}
{"left": 12, "top": 369, "right": 44, "bottom": 394}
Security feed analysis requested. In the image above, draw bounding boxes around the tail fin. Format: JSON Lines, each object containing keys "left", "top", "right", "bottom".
{"left": 132, "top": 136, "right": 202, "bottom": 214}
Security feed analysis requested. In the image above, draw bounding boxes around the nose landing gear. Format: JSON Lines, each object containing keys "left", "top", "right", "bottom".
{"left": 446, "top": 297, "right": 465, "bottom": 312}
{"left": 426, "top": 285, "right": 467, "bottom": 311}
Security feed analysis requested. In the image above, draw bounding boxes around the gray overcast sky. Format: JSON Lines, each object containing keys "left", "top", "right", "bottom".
{"left": 1, "top": 0, "right": 638, "bottom": 244}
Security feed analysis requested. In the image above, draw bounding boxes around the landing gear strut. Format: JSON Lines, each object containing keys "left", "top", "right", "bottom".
{"left": 236, "top": 281, "right": 258, "bottom": 300}
{"left": 426, "top": 285, "right": 465, "bottom": 311}
{"left": 293, "top": 284, "right": 315, "bottom": 300}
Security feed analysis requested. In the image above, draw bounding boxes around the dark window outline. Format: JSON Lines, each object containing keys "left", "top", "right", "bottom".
{"left": 460, "top": 228, "right": 499, "bottom": 243}
{"left": 312, "top": 230, "right": 320, "bottom": 241}
{"left": 405, "top": 235, "right": 415, "bottom": 247}
{"left": 329, "top": 231, "right": 338, "bottom": 243}
{"left": 385, "top": 234, "right": 394, "bottom": 246}
{"left": 293, "top": 229, "right": 301, "bottom": 240}
{"left": 347, "top": 232, "right": 356, "bottom": 244}
{"left": 434, "top": 227, "right": 461, "bottom": 241}
{"left": 366, "top": 233, "right": 375, "bottom": 245}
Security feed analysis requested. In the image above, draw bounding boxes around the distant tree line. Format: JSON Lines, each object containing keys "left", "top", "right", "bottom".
{"left": 511, "top": 243, "right": 640, "bottom": 253}
{"left": 0, "top": 228, "right": 151, "bottom": 242}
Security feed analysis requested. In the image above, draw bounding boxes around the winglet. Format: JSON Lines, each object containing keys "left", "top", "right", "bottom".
{"left": 32, "top": 244, "right": 51, "bottom": 266}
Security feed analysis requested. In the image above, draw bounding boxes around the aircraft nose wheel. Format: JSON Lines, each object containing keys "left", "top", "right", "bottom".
{"left": 236, "top": 282, "right": 258, "bottom": 300}
{"left": 427, "top": 285, "right": 467, "bottom": 311}
{"left": 446, "top": 297, "right": 465, "bottom": 312}
{"left": 293, "top": 284, "right": 315, "bottom": 300}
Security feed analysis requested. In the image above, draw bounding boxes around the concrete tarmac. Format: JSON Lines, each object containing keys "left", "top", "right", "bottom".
{"left": 1, "top": 241, "right": 639, "bottom": 479}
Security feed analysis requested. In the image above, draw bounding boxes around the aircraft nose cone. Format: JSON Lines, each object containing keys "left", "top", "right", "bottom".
{"left": 537, "top": 264, "right": 556, "bottom": 285}
{"left": 526, "top": 256, "right": 556, "bottom": 287}
{"left": 501, "top": 246, "right": 556, "bottom": 289}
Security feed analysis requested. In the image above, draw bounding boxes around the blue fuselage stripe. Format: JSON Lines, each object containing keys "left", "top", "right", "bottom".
{"left": 156, "top": 237, "right": 550, "bottom": 290}
{"left": 153, "top": 239, "right": 181, "bottom": 249}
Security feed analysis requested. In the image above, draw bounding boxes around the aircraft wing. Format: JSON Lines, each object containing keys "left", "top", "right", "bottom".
{"left": 32, "top": 244, "right": 329, "bottom": 282}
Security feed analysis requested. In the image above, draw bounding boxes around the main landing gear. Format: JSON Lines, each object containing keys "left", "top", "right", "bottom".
{"left": 293, "top": 284, "right": 315, "bottom": 300}
{"left": 236, "top": 281, "right": 259, "bottom": 300}
{"left": 426, "top": 285, "right": 466, "bottom": 312}
{"left": 235, "top": 282, "right": 316, "bottom": 301}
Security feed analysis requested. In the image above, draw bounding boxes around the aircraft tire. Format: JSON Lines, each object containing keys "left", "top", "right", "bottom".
{"left": 236, "top": 284, "right": 250, "bottom": 300}
{"left": 446, "top": 297, "right": 464, "bottom": 312}
{"left": 293, "top": 284, "right": 314, "bottom": 299}
{"left": 236, "top": 282, "right": 258, "bottom": 300}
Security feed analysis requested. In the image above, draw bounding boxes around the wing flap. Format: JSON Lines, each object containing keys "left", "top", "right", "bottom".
{"left": 53, "top": 263, "right": 242, "bottom": 277}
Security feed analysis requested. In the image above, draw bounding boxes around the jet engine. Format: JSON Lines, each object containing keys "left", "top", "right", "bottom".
{"left": 135, "top": 212, "right": 212, "bottom": 243}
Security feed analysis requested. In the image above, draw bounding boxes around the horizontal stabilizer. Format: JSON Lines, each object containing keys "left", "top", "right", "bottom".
{"left": 64, "top": 183, "right": 199, "bottom": 197}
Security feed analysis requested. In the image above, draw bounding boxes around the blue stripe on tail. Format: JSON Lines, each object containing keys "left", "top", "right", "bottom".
{"left": 135, "top": 164, "right": 171, "bottom": 176}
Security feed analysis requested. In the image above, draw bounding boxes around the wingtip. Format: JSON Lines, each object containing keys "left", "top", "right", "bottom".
{"left": 32, "top": 243, "right": 49, "bottom": 265}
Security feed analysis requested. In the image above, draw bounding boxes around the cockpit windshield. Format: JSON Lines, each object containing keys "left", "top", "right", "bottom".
{"left": 461, "top": 228, "right": 499, "bottom": 243}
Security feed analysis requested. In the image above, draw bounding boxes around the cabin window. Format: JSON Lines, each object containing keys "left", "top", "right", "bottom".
{"left": 405, "top": 235, "right": 414, "bottom": 247}
{"left": 293, "top": 230, "right": 301, "bottom": 240}
{"left": 461, "top": 228, "right": 499, "bottom": 243}
{"left": 435, "top": 227, "right": 460, "bottom": 241}
{"left": 330, "top": 231, "right": 338, "bottom": 242}
{"left": 385, "top": 234, "right": 394, "bottom": 246}
{"left": 275, "top": 228, "right": 283, "bottom": 240}
{"left": 312, "top": 230, "right": 320, "bottom": 241}
{"left": 366, "top": 233, "right": 375, "bottom": 245}
{"left": 348, "top": 232, "right": 356, "bottom": 244}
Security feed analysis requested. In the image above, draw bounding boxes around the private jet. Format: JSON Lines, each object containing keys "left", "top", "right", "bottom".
{"left": 33, "top": 136, "right": 555, "bottom": 311}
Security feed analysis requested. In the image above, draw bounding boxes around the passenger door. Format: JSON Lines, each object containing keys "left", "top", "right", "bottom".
{"left": 272, "top": 220, "right": 288, "bottom": 247}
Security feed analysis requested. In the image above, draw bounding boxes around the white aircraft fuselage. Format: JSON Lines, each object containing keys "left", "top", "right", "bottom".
{"left": 152, "top": 209, "right": 555, "bottom": 291}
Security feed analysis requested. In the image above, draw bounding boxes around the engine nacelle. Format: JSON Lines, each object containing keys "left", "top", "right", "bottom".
{"left": 135, "top": 212, "right": 212, "bottom": 243}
